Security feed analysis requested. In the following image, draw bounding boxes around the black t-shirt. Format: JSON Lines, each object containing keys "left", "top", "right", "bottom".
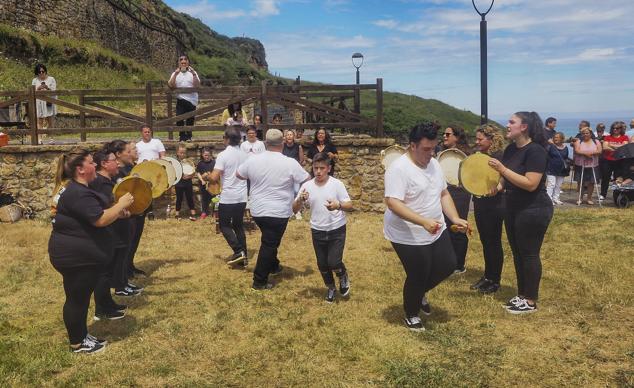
{"left": 502, "top": 142, "right": 552, "bottom": 211}
{"left": 89, "top": 174, "right": 130, "bottom": 248}
{"left": 48, "top": 180, "right": 113, "bottom": 268}
{"left": 282, "top": 143, "right": 301, "bottom": 162}
{"left": 196, "top": 159, "right": 215, "bottom": 186}
{"left": 307, "top": 143, "right": 337, "bottom": 175}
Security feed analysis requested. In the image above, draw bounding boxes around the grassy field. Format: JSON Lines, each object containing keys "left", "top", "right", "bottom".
{"left": 1, "top": 209, "right": 633, "bottom": 387}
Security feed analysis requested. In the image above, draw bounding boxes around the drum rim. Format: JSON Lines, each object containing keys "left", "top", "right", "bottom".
{"left": 437, "top": 148, "right": 466, "bottom": 186}
{"left": 458, "top": 152, "right": 501, "bottom": 197}
{"left": 113, "top": 176, "right": 152, "bottom": 215}
{"left": 152, "top": 159, "right": 178, "bottom": 187}
{"left": 162, "top": 156, "right": 183, "bottom": 185}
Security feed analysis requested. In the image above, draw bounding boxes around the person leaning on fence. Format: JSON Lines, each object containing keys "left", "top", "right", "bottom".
{"left": 600, "top": 121, "right": 630, "bottom": 200}
{"left": 168, "top": 55, "right": 200, "bottom": 142}
{"left": 292, "top": 152, "right": 353, "bottom": 303}
{"left": 546, "top": 132, "right": 570, "bottom": 205}
{"left": 31, "top": 63, "right": 57, "bottom": 141}
{"left": 48, "top": 149, "right": 134, "bottom": 354}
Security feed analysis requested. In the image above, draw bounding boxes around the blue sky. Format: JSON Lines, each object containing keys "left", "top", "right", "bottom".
{"left": 164, "top": 0, "right": 634, "bottom": 118}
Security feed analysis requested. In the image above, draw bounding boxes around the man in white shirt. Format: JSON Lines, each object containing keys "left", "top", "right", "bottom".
{"left": 292, "top": 152, "right": 353, "bottom": 303}
{"left": 209, "top": 126, "right": 248, "bottom": 266}
{"left": 383, "top": 122, "right": 468, "bottom": 332}
{"left": 167, "top": 55, "right": 200, "bottom": 142}
{"left": 240, "top": 126, "right": 266, "bottom": 156}
{"left": 237, "top": 129, "right": 310, "bottom": 290}
{"left": 135, "top": 125, "right": 165, "bottom": 162}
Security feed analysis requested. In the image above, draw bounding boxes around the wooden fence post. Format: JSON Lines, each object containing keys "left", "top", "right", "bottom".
{"left": 79, "top": 91, "right": 86, "bottom": 142}
{"left": 145, "top": 82, "right": 153, "bottom": 129}
{"left": 376, "top": 78, "right": 384, "bottom": 138}
{"left": 27, "top": 85, "right": 38, "bottom": 145}
{"left": 167, "top": 92, "right": 173, "bottom": 140}
{"left": 260, "top": 80, "right": 268, "bottom": 136}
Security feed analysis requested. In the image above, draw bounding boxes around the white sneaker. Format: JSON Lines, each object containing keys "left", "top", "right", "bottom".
{"left": 599, "top": 195, "right": 605, "bottom": 201}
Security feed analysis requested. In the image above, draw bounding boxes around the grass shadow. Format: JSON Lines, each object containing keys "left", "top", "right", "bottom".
{"left": 133, "top": 258, "right": 197, "bottom": 278}
{"left": 88, "top": 315, "right": 139, "bottom": 342}
{"left": 271, "top": 265, "right": 314, "bottom": 283}
{"left": 381, "top": 304, "right": 452, "bottom": 327}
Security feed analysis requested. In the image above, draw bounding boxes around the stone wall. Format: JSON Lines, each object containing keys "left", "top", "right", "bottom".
{"left": 0, "top": 0, "right": 182, "bottom": 70}
{"left": 0, "top": 137, "right": 394, "bottom": 219}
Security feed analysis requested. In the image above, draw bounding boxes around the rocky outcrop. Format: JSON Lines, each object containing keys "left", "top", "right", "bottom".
{"left": 0, "top": 137, "right": 393, "bottom": 219}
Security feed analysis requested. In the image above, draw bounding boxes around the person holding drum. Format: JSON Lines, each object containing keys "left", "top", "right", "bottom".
{"left": 209, "top": 126, "right": 249, "bottom": 266}
{"left": 196, "top": 147, "right": 216, "bottom": 220}
{"left": 470, "top": 125, "right": 506, "bottom": 294}
{"left": 48, "top": 149, "right": 134, "bottom": 353}
{"left": 384, "top": 122, "right": 469, "bottom": 331}
{"left": 439, "top": 125, "right": 472, "bottom": 274}
{"left": 174, "top": 143, "right": 197, "bottom": 221}
{"left": 488, "top": 112, "right": 553, "bottom": 314}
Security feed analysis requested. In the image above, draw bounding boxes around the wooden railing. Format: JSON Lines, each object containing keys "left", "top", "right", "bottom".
{"left": 0, "top": 79, "right": 383, "bottom": 145}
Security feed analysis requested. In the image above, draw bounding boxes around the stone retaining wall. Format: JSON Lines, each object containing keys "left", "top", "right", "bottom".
{"left": 0, "top": 137, "right": 394, "bottom": 219}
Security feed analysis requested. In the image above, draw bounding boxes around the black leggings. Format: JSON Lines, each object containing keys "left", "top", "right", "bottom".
{"left": 252, "top": 216, "right": 289, "bottom": 285}
{"left": 94, "top": 259, "right": 116, "bottom": 314}
{"left": 474, "top": 202, "right": 504, "bottom": 283}
{"left": 311, "top": 225, "right": 347, "bottom": 286}
{"left": 199, "top": 185, "right": 214, "bottom": 214}
{"left": 53, "top": 265, "right": 98, "bottom": 345}
{"left": 176, "top": 98, "right": 195, "bottom": 141}
{"left": 505, "top": 206, "right": 553, "bottom": 300}
{"left": 218, "top": 202, "right": 247, "bottom": 255}
{"left": 600, "top": 159, "right": 621, "bottom": 197}
{"left": 175, "top": 183, "right": 195, "bottom": 212}
{"left": 391, "top": 230, "right": 456, "bottom": 318}
{"left": 128, "top": 215, "right": 145, "bottom": 272}
{"left": 445, "top": 186, "right": 471, "bottom": 270}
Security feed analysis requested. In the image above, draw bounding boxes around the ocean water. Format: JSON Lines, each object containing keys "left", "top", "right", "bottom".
{"left": 492, "top": 116, "right": 632, "bottom": 138}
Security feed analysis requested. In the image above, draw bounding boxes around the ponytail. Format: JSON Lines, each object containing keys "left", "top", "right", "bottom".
{"left": 54, "top": 149, "right": 90, "bottom": 186}
{"left": 515, "top": 111, "right": 547, "bottom": 147}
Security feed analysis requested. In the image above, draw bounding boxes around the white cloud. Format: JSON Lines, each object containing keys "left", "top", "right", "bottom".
{"left": 173, "top": 1, "right": 247, "bottom": 21}
{"left": 252, "top": 0, "right": 280, "bottom": 17}
{"left": 544, "top": 48, "right": 622, "bottom": 65}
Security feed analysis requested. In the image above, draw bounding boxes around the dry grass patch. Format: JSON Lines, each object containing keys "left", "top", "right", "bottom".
{"left": 1, "top": 209, "right": 633, "bottom": 387}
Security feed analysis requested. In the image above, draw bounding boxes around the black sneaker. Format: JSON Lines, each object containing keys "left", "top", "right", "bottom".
{"left": 110, "top": 303, "right": 127, "bottom": 313}
{"left": 131, "top": 267, "right": 147, "bottom": 277}
{"left": 470, "top": 277, "right": 488, "bottom": 290}
{"left": 87, "top": 333, "right": 107, "bottom": 346}
{"left": 325, "top": 287, "right": 336, "bottom": 303}
{"left": 127, "top": 283, "right": 144, "bottom": 292}
{"left": 506, "top": 299, "right": 537, "bottom": 314}
{"left": 147, "top": 212, "right": 155, "bottom": 221}
{"left": 71, "top": 336, "right": 105, "bottom": 354}
{"left": 251, "top": 282, "right": 274, "bottom": 291}
{"left": 114, "top": 287, "right": 140, "bottom": 297}
{"left": 94, "top": 310, "right": 126, "bottom": 321}
{"left": 479, "top": 282, "right": 500, "bottom": 294}
{"left": 421, "top": 296, "right": 431, "bottom": 316}
{"left": 403, "top": 316, "right": 425, "bottom": 332}
{"left": 227, "top": 251, "right": 246, "bottom": 265}
{"left": 270, "top": 265, "right": 283, "bottom": 276}
{"left": 503, "top": 296, "right": 522, "bottom": 309}
{"left": 339, "top": 273, "right": 350, "bottom": 297}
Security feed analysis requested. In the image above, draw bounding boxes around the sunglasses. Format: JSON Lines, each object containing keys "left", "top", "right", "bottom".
{"left": 38, "top": 70, "right": 46, "bottom": 73}
{"left": 443, "top": 132, "right": 454, "bottom": 137}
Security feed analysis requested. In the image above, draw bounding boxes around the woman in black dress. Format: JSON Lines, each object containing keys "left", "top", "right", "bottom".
{"left": 48, "top": 150, "right": 133, "bottom": 353}
{"left": 488, "top": 112, "right": 553, "bottom": 314}
{"left": 306, "top": 128, "right": 338, "bottom": 176}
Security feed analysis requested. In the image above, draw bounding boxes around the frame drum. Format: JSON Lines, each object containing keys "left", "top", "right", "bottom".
{"left": 162, "top": 156, "right": 183, "bottom": 185}
{"left": 113, "top": 176, "right": 153, "bottom": 215}
{"left": 152, "top": 159, "right": 177, "bottom": 188}
{"left": 380, "top": 145, "right": 407, "bottom": 170}
{"left": 130, "top": 161, "right": 169, "bottom": 198}
{"left": 437, "top": 148, "right": 467, "bottom": 186}
{"left": 182, "top": 161, "right": 195, "bottom": 176}
{"left": 458, "top": 152, "right": 501, "bottom": 197}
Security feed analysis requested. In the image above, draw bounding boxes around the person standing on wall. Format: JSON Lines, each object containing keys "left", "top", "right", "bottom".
{"left": 31, "top": 63, "right": 57, "bottom": 143}
{"left": 168, "top": 55, "right": 200, "bottom": 142}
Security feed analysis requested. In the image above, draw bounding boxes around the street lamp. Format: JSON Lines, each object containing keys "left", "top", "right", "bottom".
{"left": 352, "top": 52, "right": 364, "bottom": 85}
{"left": 472, "top": 0, "right": 494, "bottom": 125}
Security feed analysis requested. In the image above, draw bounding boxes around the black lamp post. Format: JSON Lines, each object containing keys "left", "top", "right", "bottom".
{"left": 472, "top": 0, "right": 494, "bottom": 125}
{"left": 352, "top": 52, "right": 364, "bottom": 113}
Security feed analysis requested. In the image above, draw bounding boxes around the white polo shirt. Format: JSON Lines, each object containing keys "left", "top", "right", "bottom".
{"left": 237, "top": 151, "right": 310, "bottom": 218}
{"left": 215, "top": 145, "right": 247, "bottom": 204}
{"left": 240, "top": 140, "right": 266, "bottom": 156}
{"left": 135, "top": 138, "right": 165, "bottom": 162}
{"left": 383, "top": 154, "right": 447, "bottom": 245}
{"left": 298, "top": 177, "right": 350, "bottom": 231}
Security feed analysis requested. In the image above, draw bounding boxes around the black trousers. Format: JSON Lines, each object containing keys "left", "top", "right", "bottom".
{"left": 253, "top": 216, "right": 289, "bottom": 285}
{"left": 93, "top": 259, "right": 116, "bottom": 314}
{"left": 175, "top": 183, "right": 195, "bottom": 212}
{"left": 445, "top": 186, "right": 471, "bottom": 270}
{"left": 391, "top": 230, "right": 456, "bottom": 318}
{"left": 474, "top": 203, "right": 505, "bottom": 283}
{"left": 128, "top": 215, "right": 145, "bottom": 273}
{"left": 218, "top": 202, "right": 247, "bottom": 255}
{"left": 311, "top": 225, "right": 347, "bottom": 286}
{"left": 505, "top": 205, "right": 553, "bottom": 300}
{"left": 112, "top": 246, "right": 130, "bottom": 289}
{"left": 176, "top": 98, "right": 195, "bottom": 141}
{"left": 600, "top": 159, "right": 621, "bottom": 197}
{"left": 199, "top": 185, "right": 214, "bottom": 214}
{"left": 52, "top": 265, "right": 98, "bottom": 345}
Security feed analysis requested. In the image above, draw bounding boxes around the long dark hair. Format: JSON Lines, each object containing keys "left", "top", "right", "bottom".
{"left": 514, "top": 111, "right": 547, "bottom": 147}
{"left": 312, "top": 128, "right": 333, "bottom": 146}
{"left": 444, "top": 125, "right": 472, "bottom": 155}
{"left": 55, "top": 149, "right": 90, "bottom": 186}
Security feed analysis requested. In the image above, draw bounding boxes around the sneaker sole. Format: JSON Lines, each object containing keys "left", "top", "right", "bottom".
{"left": 72, "top": 346, "right": 106, "bottom": 354}
{"left": 340, "top": 286, "right": 350, "bottom": 297}
{"left": 403, "top": 320, "right": 426, "bottom": 332}
{"left": 94, "top": 314, "right": 126, "bottom": 321}
{"left": 227, "top": 257, "right": 246, "bottom": 265}
{"left": 421, "top": 308, "right": 431, "bottom": 316}
{"left": 506, "top": 308, "right": 537, "bottom": 315}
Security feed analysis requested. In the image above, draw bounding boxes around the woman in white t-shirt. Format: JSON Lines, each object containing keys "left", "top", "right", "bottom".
{"left": 384, "top": 122, "right": 469, "bottom": 332}
{"left": 293, "top": 153, "right": 353, "bottom": 303}
{"left": 167, "top": 55, "right": 200, "bottom": 142}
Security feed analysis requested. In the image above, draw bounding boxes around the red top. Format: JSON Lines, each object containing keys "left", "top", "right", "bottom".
{"left": 602, "top": 135, "right": 629, "bottom": 161}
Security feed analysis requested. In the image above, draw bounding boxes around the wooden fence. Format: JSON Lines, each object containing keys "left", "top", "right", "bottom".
{"left": 0, "top": 79, "right": 384, "bottom": 145}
